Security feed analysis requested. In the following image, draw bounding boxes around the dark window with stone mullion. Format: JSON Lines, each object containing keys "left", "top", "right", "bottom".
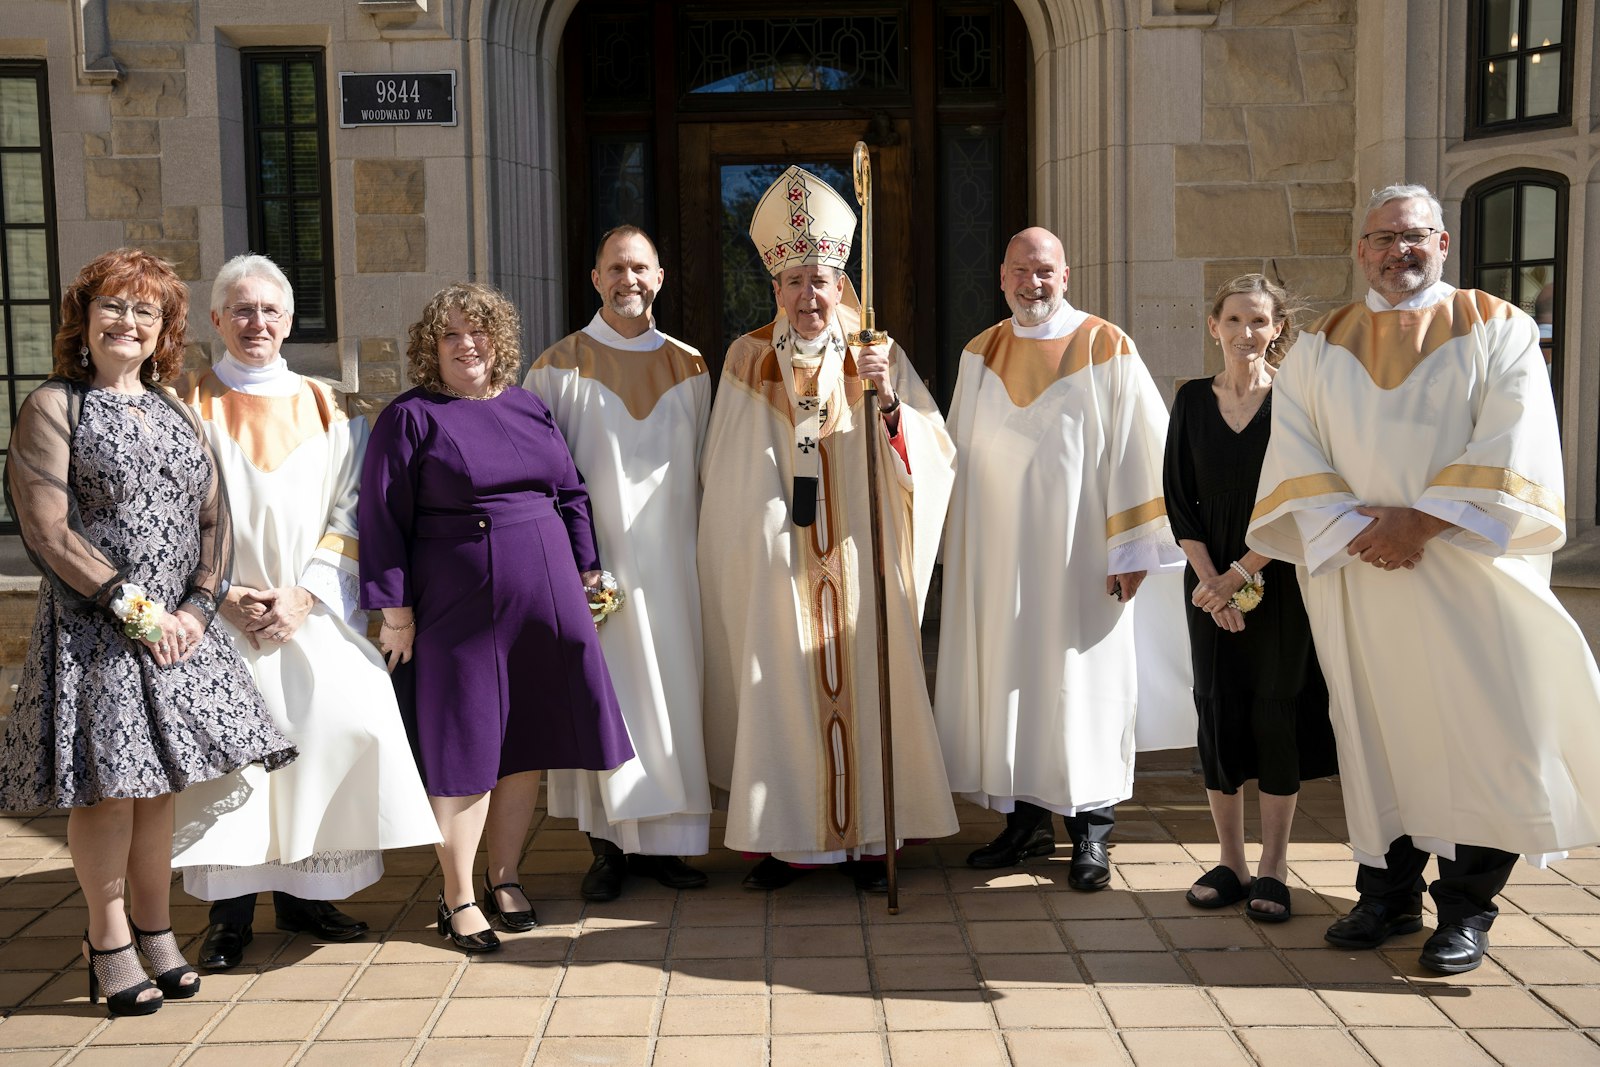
{"left": 1466, "top": 0, "right": 1574, "bottom": 136}
{"left": 242, "top": 50, "right": 335, "bottom": 341}
{"left": 0, "top": 63, "right": 60, "bottom": 531}
{"left": 1462, "top": 170, "right": 1566, "bottom": 426}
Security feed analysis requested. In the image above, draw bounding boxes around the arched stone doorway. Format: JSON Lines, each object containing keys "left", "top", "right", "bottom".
{"left": 473, "top": 0, "right": 1130, "bottom": 401}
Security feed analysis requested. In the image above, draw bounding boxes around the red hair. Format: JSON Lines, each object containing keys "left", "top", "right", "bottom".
{"left": 53, "top": 248, "right": 190, "bottom": 384}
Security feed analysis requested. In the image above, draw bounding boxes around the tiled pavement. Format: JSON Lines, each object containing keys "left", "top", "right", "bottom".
{"left": 2, "top": 775, "right": 1600, "bottom": 1066}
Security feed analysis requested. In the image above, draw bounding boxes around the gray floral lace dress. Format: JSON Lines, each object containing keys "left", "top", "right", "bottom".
{"left": 0, "top": 381, "right": 295, "bottom": 810}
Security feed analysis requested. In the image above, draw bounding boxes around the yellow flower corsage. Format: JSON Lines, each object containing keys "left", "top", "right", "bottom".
{"left": 110, "top": 583, "right": 167, "bottom": 641}
{"left": 587, "top": 570, "right": 626, "bottom": 628}
{"left": 1229, "top": 566, "right": 1265, "bottom": 613}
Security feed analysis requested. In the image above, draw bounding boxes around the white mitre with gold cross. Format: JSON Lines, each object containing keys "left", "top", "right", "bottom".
{"left": 748, "top": 165, "right": 855, "bottom": 277}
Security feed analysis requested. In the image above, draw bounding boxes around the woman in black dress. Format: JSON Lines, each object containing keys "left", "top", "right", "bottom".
{"left": 1162, "top": 274, "right": 1336, "bottom": 922}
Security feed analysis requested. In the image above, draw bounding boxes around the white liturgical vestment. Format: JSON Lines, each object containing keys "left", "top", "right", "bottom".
{"left": 1247, "top": 283, "right": 1600, "bottom": 868}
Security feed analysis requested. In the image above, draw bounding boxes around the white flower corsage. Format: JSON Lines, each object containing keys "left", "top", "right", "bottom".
{"left": 110, "top": 583, "right": 167, "bottom": 641}
{"left": 1229, "top": 570, "right": 1265, "bottom": 613}
{"left": 587, "top": 570, "right": 626, "bottom": 628}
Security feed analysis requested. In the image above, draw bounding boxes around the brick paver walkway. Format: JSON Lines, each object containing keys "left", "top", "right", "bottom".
{"left": 2, "top": 775, "right": 1598, "bottom": 1065}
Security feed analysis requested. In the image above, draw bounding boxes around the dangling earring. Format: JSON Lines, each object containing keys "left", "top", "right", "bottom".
{"left": 149, "top": 360, "right": 160, "bottom": 384}
{"left": 78, "top": 345, "right": 89, "bottom": 368}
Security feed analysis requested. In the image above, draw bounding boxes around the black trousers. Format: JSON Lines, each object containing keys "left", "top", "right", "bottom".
{"left": 1355, "top": 835, "right": 1518, "bottom": 931}
{"left": 209, "top": 892, "right": 316, "bottom": 927}
{"left": 1012, "top": 800, "right": 1115, "bottom": 845}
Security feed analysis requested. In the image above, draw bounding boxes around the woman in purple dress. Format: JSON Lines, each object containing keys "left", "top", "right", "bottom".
{"left": 359, "top": 283, "right": 632, "bottom": 953}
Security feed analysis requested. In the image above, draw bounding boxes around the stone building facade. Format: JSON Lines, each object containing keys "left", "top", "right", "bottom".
{"left": 0, "top": 0, "right": 1596, "bottom": 656}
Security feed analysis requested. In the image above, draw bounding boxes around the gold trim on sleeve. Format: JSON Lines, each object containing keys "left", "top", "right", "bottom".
{"left": 1431, "top": 464, "right": 1565, "bottom": 521}
{"left": 1250, "top": 472, "right": 1353, "bottom": 522}
{"left": 316, "top": 533, "right": 359, "bottom": 561}
{"left": 1106, "top": 498, "right": 1166, "bottom": 539}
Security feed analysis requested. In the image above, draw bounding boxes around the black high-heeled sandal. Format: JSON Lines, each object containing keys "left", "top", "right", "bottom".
{"left": 131, "top": 923, "right": 201, "bottom": 999}
{"left": 481, "top": 873, "right": 538, "bottom": 932}
{"left": 84, "top": 934, "right": 163, "bottom": 1017}
{"left": 436, "top": 895, "right": 501, "bottom": 953}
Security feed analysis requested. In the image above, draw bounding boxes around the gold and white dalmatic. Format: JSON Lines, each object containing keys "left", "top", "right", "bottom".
{"left": 699, "top": 307, "right": 959, "bottom": 862}
{"left": 172, "top": 358, "right": 438, "bottom": 899}
{"left": 524, "top": 314, "right": 713, "bottom": 856}
{"left": 934, "top": 302, "right": 1190, "bottom": 817}
{"left": 1247, "top": 283, "right": 1600, "bottom": 868}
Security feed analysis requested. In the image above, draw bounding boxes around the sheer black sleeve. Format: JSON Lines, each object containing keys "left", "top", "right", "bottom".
{"left": 1162, "top": 379, "right": 1209, "bottom": 546}
{"left": 3, "top": 380, "right": 127, "bottom": 610}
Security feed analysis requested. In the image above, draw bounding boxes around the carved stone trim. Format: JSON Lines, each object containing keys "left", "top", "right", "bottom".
{"left": 1141, "top": 0, "right": 1219, "bottom": 27}
{"left": 73, "top": 0, "right": 123, "bottom": 90}
{"left": 359, "top": 0, "right": 449, "bottom": 38}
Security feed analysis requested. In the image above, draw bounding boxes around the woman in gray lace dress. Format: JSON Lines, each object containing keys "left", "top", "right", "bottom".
{"left": 0, "top": 249, "right": 296, "bottom": 1016}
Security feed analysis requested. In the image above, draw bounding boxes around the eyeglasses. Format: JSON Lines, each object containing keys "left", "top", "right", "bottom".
{"left": 1361, "top": 228, "right": 1441, "bottom": 251}
{"left": 224, "top": 303, "right": 287, "bottom": 323}
{"left": 93, "top": 297, "right": 163, "bottom": 327}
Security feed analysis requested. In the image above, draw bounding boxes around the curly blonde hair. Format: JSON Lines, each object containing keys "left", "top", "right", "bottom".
{"left": 54, "top": 248, "right": 190, "bottom": 385}
{"left": 1208, "top": 273, "right": 1304, "bottom": 367}
{"left": 406, "top": 282, "right": 523, "bottom": 394}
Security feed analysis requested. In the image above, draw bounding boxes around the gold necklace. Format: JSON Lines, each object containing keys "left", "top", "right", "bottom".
{"left": 436, "top": 383, "right": 501, "bottom": 401}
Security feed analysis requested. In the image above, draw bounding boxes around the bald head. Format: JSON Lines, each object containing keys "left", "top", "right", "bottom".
{"left": 1002, "top": 227, "right": 1069, "bottom": 327}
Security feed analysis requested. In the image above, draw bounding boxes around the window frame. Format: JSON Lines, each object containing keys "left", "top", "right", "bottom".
{"left": 1464, "top": 0, "right": 1576, "bottom": 138}
{"left": 0, "top": 60, "right": 62, "bottom": 535}
{"left": 240, "top": 48, "right": 337, "bottom": 343}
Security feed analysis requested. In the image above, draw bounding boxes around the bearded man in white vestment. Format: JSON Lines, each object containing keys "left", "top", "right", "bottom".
{"left": 699, "top": 165, "right": 958, "bottom": 892}
{"left": 933, "top": 227, "right": 1186, "bottom": 892}
{"left": 1247, "top": 185, "right": 1600, "bottom": 974}
{"left": 524, "top": 226, "right": 712, "bottom": 903}
{"left": 172, "top": 255, "right": 439, "bottom": 971}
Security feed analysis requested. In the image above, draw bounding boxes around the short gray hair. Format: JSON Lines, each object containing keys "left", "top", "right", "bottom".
{"left": 1366, "top": 184, "right": 1445, "bottom": 229}
{"left": 211, "top": 253, "right": 295, "bottom": 317}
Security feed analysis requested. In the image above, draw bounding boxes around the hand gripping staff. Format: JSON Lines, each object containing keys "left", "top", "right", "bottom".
{"left": 848, "top": 141, "right": 901, "bottom": 914}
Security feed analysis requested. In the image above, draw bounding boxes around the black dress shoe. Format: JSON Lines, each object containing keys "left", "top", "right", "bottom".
{"left": 1067, "top": 840, "right": 1111, "bottom": 891}
{"left": 843, "top": 859, "right": 889, "bottom": 894}
{"left": 581, "top": 853, "right": 628, "bottom": 902}
{"left": 483, "top": 874, "right": 538, "bottom": 931}
{"left": 1323, "top": 900, "right": 1424, "bottom": 950}
{"left": 436, "top": 895, "right": 500, "bottom": 954}
{"left": 966, "top": 824, "right": 1057, "bottom": 869}
{"left": 742, "top": 856, "right": 809, "bottom": 890}
{"left": 274, "top": 899, "right": 368, "bottom": 942}
{"left": 197, "top": 922, "right": 252, "bottom": 971}
{"left": 1420, "top": 923, "right": 1488, "bottom": 974}
{"left": 628, "top": 854, "right": 709, "bottom": 890}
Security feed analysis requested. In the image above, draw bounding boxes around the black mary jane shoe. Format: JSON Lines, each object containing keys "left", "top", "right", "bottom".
{"left": 1419, "top": 923, "right": 1489, "bottom": 974}
{"left": 483, "top": 874, "right": 539, "bottom": 931}
{"left": 274, "top": 898, "right": 369, "bottom": 942}
{"left": 437, "top": 895, "right": 501, "bottom": 954}
{"left": 84, "top": 935, "right": 163, "bottom": 1017}
{"left": 131, "top": 923, "right": 201, "bottom": 999}
{"left": 628, "top": 854, "right": 710, "bottom": 890}
{"left": 197, "top": 922, "right": 253, "bottom": 972}
{"left": 742, "top": 856, "right": 810, "bottom": 890}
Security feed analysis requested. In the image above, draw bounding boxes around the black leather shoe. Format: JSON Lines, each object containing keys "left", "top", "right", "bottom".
{"left": 483, "top": 874, "right": 538, "bottom": 931}
{"left": 1323, "top": 900, "right": 1424, "bottom": 949}
{"left": 1067, "top": 840, "right": 1111, "bottom": 891}
{"left": 274, "top": 899, "right": 368, "bottom": 942}
{"left": 436, "top": 895, "right": 500, "bottom": 954}
{"left": 742, "top": 856, "right": 809, "bottom": 890}
{"left": 966, "top": 824, "right": 1057, "bottom": 869}
{"left": 581, "top": 853, "right": 628, "bottom": 902}
{"left": 197, "top": 922, "right": 252, "bottom": 971}
{"left": 628, "top": 854, "right": 709, "bottom": 890}
{"left": 844, "top": 859, "right": 889, "bottom": 894}
{"left": 1419, "top": 923, "right": 1488, "bottom": 974}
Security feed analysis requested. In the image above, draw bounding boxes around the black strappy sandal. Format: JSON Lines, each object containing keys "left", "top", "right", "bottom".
{"left": 132, "top": 923, "right": 201, "bottom": 999}
{"left": 84, "top": 935, "right": 163, "bottom": 1017}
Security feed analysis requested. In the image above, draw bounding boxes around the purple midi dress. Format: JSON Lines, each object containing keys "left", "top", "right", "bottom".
{"left": 359, "top": 386, "right": 633, "bottom": 796}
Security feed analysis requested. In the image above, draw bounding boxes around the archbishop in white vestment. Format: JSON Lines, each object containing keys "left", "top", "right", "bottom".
{"left": 1247, "top": 279, "right": 1600, "bottom": 868}
{"left": 935, "top": 297, "right": 1189, "bottom": 821}
{"left": 525, "top": 310, "right": 712, "bottom": 858}
{"left": 172, "top": 354, "right": 439, "bottom": 900}
{"left": 700, "top": 166, "right": 958, "bottom": 873}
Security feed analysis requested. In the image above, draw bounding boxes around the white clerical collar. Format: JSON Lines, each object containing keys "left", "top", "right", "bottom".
{"left": 1365, "top": 280, "right": 1455, "bottom": 313}
{"left": 1012, "top": 299, "right": 1088, "bottom": 340}
{"left": 582, "top": 310, "right": 666, "bottom": 352}
{"left": 212, "top": 351, "right": 300, "bottom": 396}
